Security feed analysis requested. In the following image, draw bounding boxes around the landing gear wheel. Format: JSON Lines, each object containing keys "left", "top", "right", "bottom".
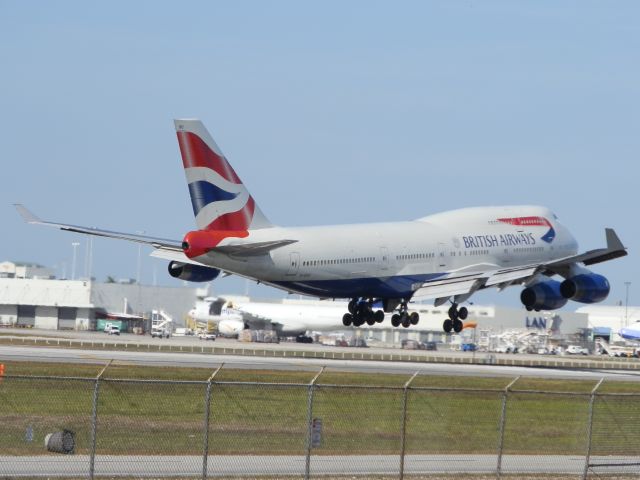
{"left": 365, "top": 312, "right": 376, "bottom": 326}
{"left": 391, "top": 314, "right": 401, "bottom": 327}
{"left": 374, "top": 310, "right": 385, "bottom": 323}
{"left": 453, "top": 319, "right": 463, "bottom": 333}
{"left": 410, "top": 312, "right": 419, "bottom": 325}
{"left": 348, "top": 299, "right": 357, "bottom": 315}
{"left": 401, "top": 316, "right": 411, "bottom": 328}
{"left": 448, "top": 305, "right": 459, "bottom": 320}
{"left": 443, "top": 319, "right": 453, "bottom": 333}
{"left": 458, "top": 307, "right": 468, "bottom": 320}
{"left": 342, "top": 313, "right": 353, "bottom": 327}
{"left": 353, "top": 316, "right": 365, "bottom": 327}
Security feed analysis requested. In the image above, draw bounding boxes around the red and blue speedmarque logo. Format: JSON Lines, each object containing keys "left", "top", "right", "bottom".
{"left": 498, "top": 216, "right": 556, "bottom": 243}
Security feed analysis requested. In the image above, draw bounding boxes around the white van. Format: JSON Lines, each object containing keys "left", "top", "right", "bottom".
{"left": 106, "top": 325, "right": 120, "bottom": 335}
{"left": 565, "top": 345, "right": 588, "bottom": 355}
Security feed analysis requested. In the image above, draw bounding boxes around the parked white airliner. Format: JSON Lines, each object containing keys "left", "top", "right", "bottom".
{"left": 16, "top": 119, "right": 627, "bottom": 333}
{"left": 190, "top": 297, "right": 367, "bottom": 337}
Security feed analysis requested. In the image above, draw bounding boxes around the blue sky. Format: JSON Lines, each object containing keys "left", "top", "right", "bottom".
{"left": 1, "top": 1, "right": 638, "bottom": 307}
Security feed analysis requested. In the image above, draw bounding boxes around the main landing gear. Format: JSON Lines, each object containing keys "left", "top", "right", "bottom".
{"left": 343, "top": 298, "right": 419, "bottom": 329}
{"left": 342, "top": 299, "right": 385, "bottom": 327}
{"left": 442, "top": 303, "right": 468, "bottom": 334}
{"left": 390, "top": 301, "right": 419, "bottom": 329}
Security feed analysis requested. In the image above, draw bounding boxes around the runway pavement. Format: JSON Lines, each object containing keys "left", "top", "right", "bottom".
{"left": 2, "top": 344, "right": 640, "bottom": 381}
{"left": 1, "top": 454, "right": 638, "bottom": 477}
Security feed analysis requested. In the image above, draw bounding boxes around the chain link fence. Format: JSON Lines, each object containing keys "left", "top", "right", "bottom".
{"left": 1, "top": 367, "right": 639, "bottom": 479}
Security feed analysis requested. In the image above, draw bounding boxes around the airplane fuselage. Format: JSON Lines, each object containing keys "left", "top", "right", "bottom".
{"left": 190, "top": 205, "right": 579, "bottom": 300}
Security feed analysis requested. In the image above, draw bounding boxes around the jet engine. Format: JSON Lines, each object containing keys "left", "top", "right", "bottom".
{"left": 168, "top": 261, "right": 221, "bottom": 282}
{"left": 560, "top": 273, "right": 610, "bottom": 304}
{"left": 218, "top": 319, "right": 245, "bottom": 337}
{"left": 520, "top": 280, "right": 568, "bottom": 311}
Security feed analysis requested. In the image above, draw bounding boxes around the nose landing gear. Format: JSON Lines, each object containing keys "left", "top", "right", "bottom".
{"left": 391, "top": 301, "right": 419, "bottom": 328}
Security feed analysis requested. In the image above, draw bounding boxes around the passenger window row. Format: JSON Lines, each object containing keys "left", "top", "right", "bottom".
{"left": 303, "top": 257, "right": 375, "bottom": 267}
{"left": 396, "top": 253, "right": 434, "bottom": 261}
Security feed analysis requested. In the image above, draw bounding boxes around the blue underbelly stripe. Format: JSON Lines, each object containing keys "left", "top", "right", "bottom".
{"left": 272, "top": 272, "right": 446, "bottom": 299}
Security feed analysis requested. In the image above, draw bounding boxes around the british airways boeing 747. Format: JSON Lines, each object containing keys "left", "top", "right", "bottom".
{"left": 16, "top": 119, "right": 628, "bottom": 333}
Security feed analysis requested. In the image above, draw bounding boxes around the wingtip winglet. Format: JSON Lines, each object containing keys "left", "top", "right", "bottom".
{"left": 13, "top": 204, "right": 42, "bottom": 224}
{"left": 605, "top": 228, "right": 626, "bottom": 252}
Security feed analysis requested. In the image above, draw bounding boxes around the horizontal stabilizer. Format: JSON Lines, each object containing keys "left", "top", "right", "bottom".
{"left": 213, "top": 239, "right": 298, "bottom": 257}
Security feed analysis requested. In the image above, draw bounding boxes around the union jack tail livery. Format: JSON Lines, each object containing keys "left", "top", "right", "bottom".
{"left": 174, "top": 119, "right": 272, "bottom": 231}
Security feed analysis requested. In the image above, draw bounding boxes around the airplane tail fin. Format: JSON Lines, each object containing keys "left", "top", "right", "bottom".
{"left": 174, "top": 119, "right": 273, "bottom": 231}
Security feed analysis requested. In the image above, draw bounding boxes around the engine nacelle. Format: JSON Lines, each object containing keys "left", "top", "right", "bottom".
{"left": 168, "top": 261, "right": 221, "bottom": 283}
{"left": 218, "top": 319, "right": 245, "bottom": 337}
{"left": 520, "top": 280, "right": 568, "bottom": 311}
{"left": 560, "top": 273, "right": 610, "bottom": 304}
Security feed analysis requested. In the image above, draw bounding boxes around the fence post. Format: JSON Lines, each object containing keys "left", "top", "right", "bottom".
{"left": 304, "top": 367, "right": 325, "bottom": 480}
{"left": 496, "top": 376, "right": 520, "bottom": 479}
{"left": 202, "top": 363, "right": 224, "bottom": 480}
{"left": 89, "top": 360, "right": 112, "bottom": 480}
{"left": 583, "top": 377, "right": 604, "bottom": 480}
{"left": 399, "top": 371, "right": 419, "bottom": 480}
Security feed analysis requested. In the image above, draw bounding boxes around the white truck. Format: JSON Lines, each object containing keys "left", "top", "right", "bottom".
{"left": 150, "top": 310, "right": 173, "bottom": 339}
{"left": 565, "top": 345, "right": 589, "bottom": 355}
{"left": 151, "top": 326, "right": 171, "bottom": 338}
{"left": 105, "top": 325, "right": 120, "bottom": 336}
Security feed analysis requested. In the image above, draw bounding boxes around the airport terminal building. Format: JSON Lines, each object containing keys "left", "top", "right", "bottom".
{"left": 0, "top": 275, "right": 202, "bottom": 331}
{"left": 1, "top": 260, "right": 630, "bottom": 348}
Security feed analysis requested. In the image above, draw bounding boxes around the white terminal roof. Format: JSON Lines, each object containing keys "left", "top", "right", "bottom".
{"left": 0, "top": 278, "right": 93, "bottom": 308}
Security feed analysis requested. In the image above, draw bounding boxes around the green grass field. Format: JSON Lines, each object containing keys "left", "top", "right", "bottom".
{"left": 1, "top": 361, "right": 640, "bottom": 457}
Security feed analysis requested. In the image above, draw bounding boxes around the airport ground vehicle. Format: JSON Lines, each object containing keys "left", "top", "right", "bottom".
{"left": 105, "top": 325, "right": 120, "bottom": 335}
{"left": 174, "top": 328, "right": 194, "bottom": 336}
{"left": 151, "top": 327, "right": 171, "bottom": 339}
{"left": 401, "top": 339, "right": 438, "bottom": 350}
{"left": 565, "top": 345, "right": 589, "bottom": 355}
{"left": 199, "top": 332, "right": 216, "bottom": 341}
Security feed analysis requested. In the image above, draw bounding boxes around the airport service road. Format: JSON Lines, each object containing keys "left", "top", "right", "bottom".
{"left": 1, "top": 454, "right": 638, "bottom": 477}
{"left": 2, "top": 345, "right": 640, "bottom": 381}
{"left": 0, "top": 327, "right": 583, "bottom": 362}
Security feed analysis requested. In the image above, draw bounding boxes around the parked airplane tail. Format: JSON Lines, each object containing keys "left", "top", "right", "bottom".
{"left": 174, "top": 119, "right": 273, "bottom": 231}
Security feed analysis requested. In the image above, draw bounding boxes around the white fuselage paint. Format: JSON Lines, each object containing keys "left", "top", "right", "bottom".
{"left": 192, "top": 205, "right": 579, "bottom": 300}
{"left": 191, "top": 300, "right": 352, "bottom": 336}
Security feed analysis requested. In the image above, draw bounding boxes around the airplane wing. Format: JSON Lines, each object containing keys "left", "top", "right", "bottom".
{"left": 14, "top": 204, "right": 183, "bottom": 251}
{"left": 546, "top": 228, "right": 627, "bottom": 269}
{"left": 231, "top": 307, "right": 275, "bottom": 330}
{"left": 149, "top": 248, "right": 210, "bottom": 266}
{"left": 15, "top": 204, "right": 296, "bottom": 264}
{"left": 412, "top": 264, "right": 540, "bottom": 303}
{"left": 412, "top": 228, "right": 627, "bottom": 304}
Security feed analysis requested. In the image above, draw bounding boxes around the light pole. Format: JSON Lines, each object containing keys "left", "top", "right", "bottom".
{"left": 625, "top": 281, "right": 631, "bottom": 327}
{"left": 136, "top": 231, "right": 145, "bottom": 284}
{"left": 71, "top": 242, "right": 80, "bottom": 280}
